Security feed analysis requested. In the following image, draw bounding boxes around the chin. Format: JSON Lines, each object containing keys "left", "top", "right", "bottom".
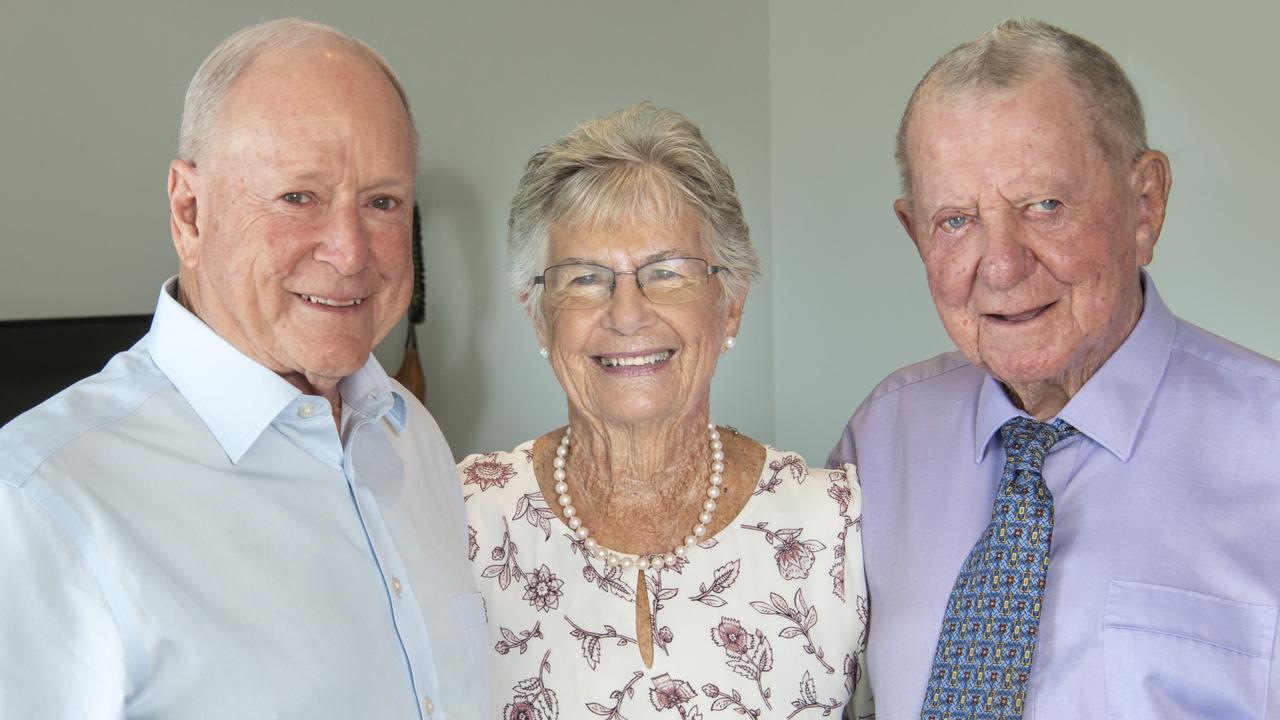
{"left": 983, "top": 355, "right": 1071, "bottom": 389}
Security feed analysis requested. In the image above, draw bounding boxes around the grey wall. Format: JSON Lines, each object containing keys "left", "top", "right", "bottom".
{"left": 2, "top": 1, "right": 1275, "bottom": 462}
{"left": 0, "top": 0, "right": 775, "bottom": 458}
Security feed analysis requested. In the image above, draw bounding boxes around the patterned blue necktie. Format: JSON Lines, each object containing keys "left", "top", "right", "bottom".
{"left": 921, "top": 416, "right": 1078, "bottom": 719}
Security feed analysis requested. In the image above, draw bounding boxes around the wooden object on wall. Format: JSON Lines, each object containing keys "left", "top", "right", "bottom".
{"left": 392, "top": 203, "right": 427, "bottom": 404}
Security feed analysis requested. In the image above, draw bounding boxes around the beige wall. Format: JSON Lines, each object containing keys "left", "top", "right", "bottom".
{"left": 2, "top": 1, "right": 1275, "bottom": 461}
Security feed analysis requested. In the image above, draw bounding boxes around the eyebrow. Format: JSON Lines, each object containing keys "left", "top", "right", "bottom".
{"left": 556, "top": 250, "right": 679, "bottom": 267}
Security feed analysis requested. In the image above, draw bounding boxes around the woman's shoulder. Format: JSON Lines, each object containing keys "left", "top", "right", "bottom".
{"left": 754, "top": 443, "right": 860, "bottom": 491}
{"left": 457, "top": 439, "right": 538, "bottom": 496}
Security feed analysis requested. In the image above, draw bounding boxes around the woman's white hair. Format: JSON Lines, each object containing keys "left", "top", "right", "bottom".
{"left": 896, "top": 18, "right": 1148, "bottom": 198}
{"left": 507, "top": 101, "right": 759, "bottom": 324}
{"left": 177, "top": 17, "right": 416, "bottom": 163}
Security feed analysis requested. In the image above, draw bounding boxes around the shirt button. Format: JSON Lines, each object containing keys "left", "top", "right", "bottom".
{"left": 391, "top": 576, "right": 403, "bottom": 597}
{"left": 297, "top": 403, "right": 316, "bottom": 418}
{"left": 423, "top": 696, "right": 435, "bottom": 716}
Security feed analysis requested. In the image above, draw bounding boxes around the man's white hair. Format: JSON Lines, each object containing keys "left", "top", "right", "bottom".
{"left": 177, "top": 17, "right": 416, "bottom": 163}
{"left": 896, "top": 18, "right": 1148, "bottom": 199}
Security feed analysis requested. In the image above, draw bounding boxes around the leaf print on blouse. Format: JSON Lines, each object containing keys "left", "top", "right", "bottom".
{"left": 565, "top": 616, "right": 642, "bottom": 670}
{"left": 843, "top": 653, "right": 860, "bottom": 700}
{"left": 463, "top": 452, "right": 518, "bottom": 491}
{"left": 755, "top": 454, "right": 808, "bottom": 496}
{"left": 566, "top": 534, "right": 635, "bottom": 601}
{"left": 826, "top": 481, "right": 851, "bottom": 518}
{"left": 690, "top": 560, "right": 740, "bottom": 607}
{"left": 468, "top": 525, "right": 479, "bottom": 562}
{"left": 496, "top": 621, "right": 544, "bottom": 656}
{"left": 741, "top": 522, "right": 827, "bottom": 580}
{"left": 645, "top": 570, "right": 678, "bottom": 656}
{"left": 751, "top": 589, "right": 835, "bottom": 674}
{"left": 702, "top": 682, "right": 762, "bottom": 718}
{"left": 649, "top": 673, "right": 698, "bottom": 712}
{"left": 482, "top": 518, "right": 526, "bottom": 591}
{"left": 786, "top": 670, "right": 841, "bottom": 718}
{"left": 523, "top": 564, "right": 565, "bottom": 612}
{"left": 585, "top": 670, "right": 643, "bottom": 719}
{"left": 505, "top": 649, "right": 557, "bottom": 720}
{"left": 829, "top": 522, "right": 847, "bottom": 601}
{"left": 514, "top": 491, "right": 557, "bottom": 540}
{"left": 709, "top": 616, "right": 774, "bottom": 709}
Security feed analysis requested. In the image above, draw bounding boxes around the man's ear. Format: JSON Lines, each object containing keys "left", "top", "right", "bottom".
{"left": 1130, "top": 150, "right": 1172, "bottom": 266}
{"left": 168, "top": 159, "right": 202, "bottom": 268}
{"left": 893, "top": 198, "right": 922, "bottom": 254}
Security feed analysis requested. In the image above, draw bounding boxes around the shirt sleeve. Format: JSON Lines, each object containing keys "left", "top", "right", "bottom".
{"left": 826, "top": 418, "right": 859, "bottom": 468}
{"left": 0, "top": 483, "right": 129, "bottom": 719}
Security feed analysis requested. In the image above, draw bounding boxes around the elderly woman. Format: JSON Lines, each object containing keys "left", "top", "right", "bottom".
{"left": 460, "top": 102, "right": 871, "bottom": 719}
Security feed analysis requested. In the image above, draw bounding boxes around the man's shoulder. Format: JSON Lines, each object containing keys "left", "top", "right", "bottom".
{"left": 1171, "top": 317, "right": 1280, "bottom": 386}
{"left": 861, "top": 350, "right": 984, "bottom": 407}
{"left": 0, "top": 344, "right": 172, "bottom": 489}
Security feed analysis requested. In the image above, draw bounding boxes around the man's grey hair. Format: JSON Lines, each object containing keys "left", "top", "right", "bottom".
{"left": 508, "top": 101, "right": 758, "bottom": 323}
{"left": 177, "top": 17, "right": 416, "bottom": 164}
{"left": 895, "top": 18, "right": 1148, "bottom": 198}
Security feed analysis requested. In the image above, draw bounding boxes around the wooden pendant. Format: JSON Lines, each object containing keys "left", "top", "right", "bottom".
{"left": 635, "top": 570, "right": 654, "bottom": 668}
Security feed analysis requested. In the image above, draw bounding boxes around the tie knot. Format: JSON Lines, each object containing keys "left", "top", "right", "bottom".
{"left": 1000, "top": 416, "right": 1078, "bottom": 465}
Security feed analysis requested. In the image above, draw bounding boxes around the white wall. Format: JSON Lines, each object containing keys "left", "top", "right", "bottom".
{"left": 2, "top": 1, "right": 1275, "bottom": 462}
{"left": 770, "top": 0, "right": 1280, "bottom": 461}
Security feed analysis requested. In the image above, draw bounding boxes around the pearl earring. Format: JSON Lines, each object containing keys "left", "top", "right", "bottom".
{"left": 723, "top": 336, "right": 736, "bottom": 351}
{"left": 539, "top": 347, "right": 549, "bottom": 359}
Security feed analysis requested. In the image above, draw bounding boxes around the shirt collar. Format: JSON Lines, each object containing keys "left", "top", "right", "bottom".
{"left": 147, "top": 278, "right": 406, "bottom": 463}
{"left": 973, "top": 271, "right": 1176, "bottom": 463}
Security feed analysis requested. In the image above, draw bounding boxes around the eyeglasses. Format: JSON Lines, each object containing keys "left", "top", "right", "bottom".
{"left": 534, "top": 257, "right": 723, "bottom": 309}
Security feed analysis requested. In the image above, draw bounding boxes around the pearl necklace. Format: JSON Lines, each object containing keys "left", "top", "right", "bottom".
{"left": 555, "top": 422, "right": 725, "bottom": 571}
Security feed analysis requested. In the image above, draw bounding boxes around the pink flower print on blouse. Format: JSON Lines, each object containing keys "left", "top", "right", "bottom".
{"left": 504, "top": 699, "right": 544, "bottom": 720}
{"left": 742, "top": 522, "right": 827, "bottom": 580}
{"left": 463, "top": 453, "right": 518, "bottom": 491}
{"left": 649, "top": 673, "right": 697, "bottom": 711}
{"left": 710, "top": 616, "right": 754, "bottom": 657}
{"left": 523, "top": 564, "right": 565, "bottom": 612}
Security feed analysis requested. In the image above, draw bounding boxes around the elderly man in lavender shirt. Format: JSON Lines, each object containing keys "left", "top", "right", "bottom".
{"left": 829, "top": 19, "right": 1280, "bottom": 720}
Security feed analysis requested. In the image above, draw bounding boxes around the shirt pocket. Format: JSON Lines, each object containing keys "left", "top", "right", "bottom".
{"left": 454, "top": 592, "right": 491, "bottom": 690}
{"left": 1103, "top": 580, "right": 1277, "bottom": 720}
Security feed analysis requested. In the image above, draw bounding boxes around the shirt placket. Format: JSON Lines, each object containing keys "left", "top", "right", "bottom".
{"left": 342, "top": 415, "right": 445, "bottom": 720}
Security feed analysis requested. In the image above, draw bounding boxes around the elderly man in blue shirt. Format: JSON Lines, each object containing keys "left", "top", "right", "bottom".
{"left": 830, "top": 19, "right": 1280, "bottom": 720}
{"left": 0, "top": 18, "right": 488, "bottom": 719}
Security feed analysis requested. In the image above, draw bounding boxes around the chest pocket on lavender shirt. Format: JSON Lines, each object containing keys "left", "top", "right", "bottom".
{"left": 1103, "top": 580, "right": 1277, "bottom": 719}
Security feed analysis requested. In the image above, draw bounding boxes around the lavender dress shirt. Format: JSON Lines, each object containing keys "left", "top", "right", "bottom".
{"left": 829, "top": 274, "right": 1280, "bottom": 719}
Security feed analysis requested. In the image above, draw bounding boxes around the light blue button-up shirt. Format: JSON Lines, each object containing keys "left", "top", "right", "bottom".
{"left": 829, "top": 274, "right": 1280, "bottom": 719}
{"left": 0, "top": 280, "right": 490, "bottom": 719}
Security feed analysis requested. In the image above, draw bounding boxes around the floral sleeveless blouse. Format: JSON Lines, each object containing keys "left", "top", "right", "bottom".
{"left": 459, "top": 441, "right": 874, "bottom": 719}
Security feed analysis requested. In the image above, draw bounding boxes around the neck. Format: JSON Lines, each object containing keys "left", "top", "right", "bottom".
{"left": 1002, "top": 381, "right": 1072, "bottom": 420}
{"left": 177, "top": 275, "right": 344, "bottom": 425}
{"left": 566, "top": 413, "right": 711, "bottom": 532}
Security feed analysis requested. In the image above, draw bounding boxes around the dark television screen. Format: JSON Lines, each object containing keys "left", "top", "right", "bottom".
{"left": 0, "top": 314, "right": 152, "bottom": 426}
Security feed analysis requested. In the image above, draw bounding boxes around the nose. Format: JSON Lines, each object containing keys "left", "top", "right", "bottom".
{"left": 600, "top": 272, "right": 656, "bottom": 334}
{"left": 313, "top": 202, "right": 371, "bottom": 276}
{"left": 976, "top": 214, "right": 1036, "bottom": 290}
